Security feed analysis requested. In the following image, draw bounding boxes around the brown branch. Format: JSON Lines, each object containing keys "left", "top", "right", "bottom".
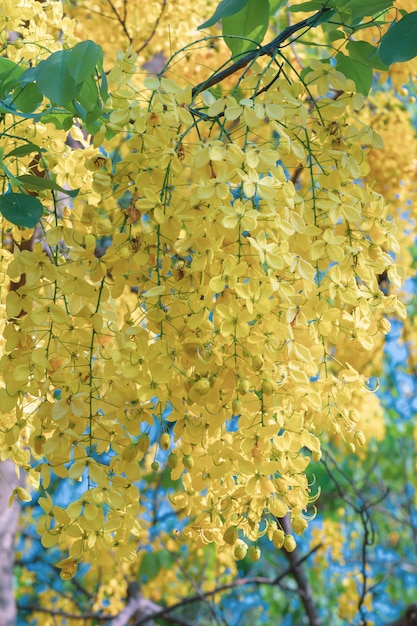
{"left": 133, "top": 543, "right": 322, "bottom": 626}
{"left": 168, "top": 550, "right": 223, "bottom": 626}
{"left": 279, "top": 516, "right": 322, "bottom": 626}
{"left": 191, "top": 6, "right": 332, "bottom": 97}
{"left": 320, "top": 451, "right": 389, "bottom": 625}
{"left": 136, "top": 0, "right": 167, "bottom": 55}
{"left": 111, "top": 582, "right": 193, "bottom": 626}
{"left": 105, "top": 0, "right": 133, "bottom": 47}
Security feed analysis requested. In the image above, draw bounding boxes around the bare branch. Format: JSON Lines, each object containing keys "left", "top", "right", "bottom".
{"left": 105, "top": 0, "right": 133, "bottom": 47}
{"left": 137, "top": 0, "right": 167, "bottom": 55}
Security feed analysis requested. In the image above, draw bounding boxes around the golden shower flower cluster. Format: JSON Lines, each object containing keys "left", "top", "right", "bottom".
{"left": 0, "top": 0, "right": 406, "bottom": 577}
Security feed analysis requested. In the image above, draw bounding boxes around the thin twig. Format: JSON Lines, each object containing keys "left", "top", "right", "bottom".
{"left": 105, "top": 0, "right": 133, "bottom": 47}
{"left": 137, "top": 0, "right": 167, "bottom": 55}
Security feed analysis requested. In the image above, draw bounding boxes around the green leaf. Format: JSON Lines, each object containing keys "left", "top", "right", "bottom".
{"left": 223, "top": 0, "right": 270, "bottom": 57}
{"left": 68, "top": 40, "right": 101, "bottom": 85}
{"left": 287, "top": 1, "right": 325, "bottom": 12}
{"left": 76, "top": 76, "right": 100, "bottom": 113}
{"left": 0, "top": 192, "right": 43, "bottom": 228}
{"left": 138, "top": 552, "right": 162, "bottom": 581}
{"left": 138, "top": 550, "right": 175, "bottom": 582}
{"left": 306, "top": 8, "right": 335, "bottom": 26}
{"left": 4, "top": 144, "right": 45, "bottom": 158}
{"left": 327, "top": 29, "right": 345, "bottom": 42}
{"left": 12, "top": 82, "right": 43, "bottom": 113}
{"left": 379, "top": 11, "right": 417, "bottom": 65}
{"left": 344, "top": 0, "right": 393, "bottom": 21}
{"left": 0, "top": 57, "right": 21, "bottom": 79}
{"left": 18, "top": 66, "right": 40, "bottom": 86}
{"left": 16, "top": 175, "right": 79, "bottom": 197}
{"left": 346, "top": 40, "right": 388, "bottom": 71}
{"left": 0, "top": 58, "right": 24, "bottom": 97}
{"left": 269, "top": 0, "right": 287, "bottom": 15}
{"left": 17, "top": 42, "right": 102, "bottom": 111}
{"left": 34, "top": 50, "right": 79, "bottom": 105}
{"left": 336, "top": 51, "right": 373, "bottom": 96}
{"left": 198, "top": 0, "right": 250, "bottom": 30}
{"left": 40, "top": 111, "right": 74, "bottom": 130}
{"left": 97, "top": 54, "right": 109, "bottom": 103}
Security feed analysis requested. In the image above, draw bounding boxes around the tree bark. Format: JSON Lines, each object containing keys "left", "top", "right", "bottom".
{"left": 0, "top": 461, "right": 21, "bottom": 626}
{"left": 279, "top": 515, "right": 322, "bottom": 626}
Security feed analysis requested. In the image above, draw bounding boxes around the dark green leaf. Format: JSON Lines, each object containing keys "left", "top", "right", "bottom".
{"left": 16, "top": 175, "right": 79, "bottom": 197}
{"left": 71, "top": 99, "right": 87, "bottom": 122}
{"left": 68, "top": 40, "right": 101, "bottom": 85}
{"left": 346, "top": 40, "right": 388, "bottom": 71}
{"left": 97, "top": 55, "right": 109, "bottom": 103}
{"left": 345, "top": 0, "right": 393, "bottom": 21}
{"left": 18, "top": 66, "right": 40, "bottom": 86}
{"left": 12, "top": 82, "right": 43, "bottom": 113}
{"left": 76, "top": 76, "right": 100, "bottom": 113}
{"left": 198, "top": 0, "right": 250, "bottom": 29}
{"left": 336, "top": 51, "right": 373, "bottom": 96}
{"left": 0, "top": 192, "right": 43, "bottom": 228}
{"left": 379, "top": 11, "right": 417, "bottom": 65}
{"left": 35, "top": 50, "right": 79, "bottom": 105}
{"left": 84, "top": 114, "right": 102, "bottom": 136}
{"left": 223, "top": 0, "right": 270, "bottom": 57}
{"left": 5, "top": 144, "right": 45, "bottom": 158}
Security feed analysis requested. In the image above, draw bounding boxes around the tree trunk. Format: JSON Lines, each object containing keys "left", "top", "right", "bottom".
{"left": 0, "top": 460, "right": 21, "bottom": 626}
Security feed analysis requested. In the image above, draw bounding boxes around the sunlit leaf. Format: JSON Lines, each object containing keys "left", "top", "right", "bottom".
{"left": 223, "top": 0, "right": 270, "bottom": 56}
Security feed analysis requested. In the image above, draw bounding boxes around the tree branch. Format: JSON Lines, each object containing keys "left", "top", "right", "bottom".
{"left": 191, "top": 6, "right": 332, "bottom": 97}
{"left": 110, "top": 582, "right": 193, "bottom": 626}
{"left": 136, "top": 0, "right": 167, "bottom": 55}
{"left": 133, "top": 543, "right": 322, "bottom": 626}
{"left": 279, "top": 516, "right": 322, "bottom": 626}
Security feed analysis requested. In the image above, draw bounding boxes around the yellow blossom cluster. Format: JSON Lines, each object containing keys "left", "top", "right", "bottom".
{"left": 0, "top": 0, "right": 406, "bottom": 579}
{"left": 338, "top": 572, "right": 373, "bottom": 622}
{"left": 360, "top": 92, "right": 417, "bottom": 273}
